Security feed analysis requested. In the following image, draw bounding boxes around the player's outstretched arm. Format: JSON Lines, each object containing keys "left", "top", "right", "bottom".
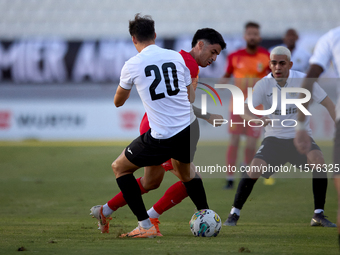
{"left": 114, "top": 86, "right": 131, "bottom": 107}
{"left": 320, "top": 96, "right": 336, "bottom": 122}
{"left": 192, "top": 105, "right": 223, "bottom": 126}
{"left": 242, "top": 103, "right": 270, "bottom": 126}
{"left": 295, "top": 64, "right": 324, "bottom": 155}
{"left": 187, "top": 83, "right": 195, "bottom": 103}
{"left": 297, "top": 64, "right": 324, "bottom": 122}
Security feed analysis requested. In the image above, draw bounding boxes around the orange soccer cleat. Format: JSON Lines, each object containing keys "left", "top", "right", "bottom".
{"left": 90, "top": 205, "right": 112, "bottom": 233}
{"left": 120, "top": 224, "right": 157, "bottom": 238}
{"left": 150, "top": 218, "right": 163, "bottom": 237}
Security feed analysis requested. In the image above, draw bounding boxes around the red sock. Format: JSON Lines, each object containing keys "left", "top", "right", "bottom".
{"left": 245, "top": 148, "right": 255, "bottom": 165}
{"left": 153, "top": 181, "right": 188, "bottom": 215}
{"left": 107, "top": 177, "right": 148, "bottom": 211}
{"left": 226, "top": 145, "right": 238, "bottom": 176}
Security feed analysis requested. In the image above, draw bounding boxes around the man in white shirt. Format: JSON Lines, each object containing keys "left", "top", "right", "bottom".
{"left": 111, "top": 14, "right": 208, "bottom": 238}
{"left": 282, "top": 29, "right": 311, "bottom": 73}
{"left": 269, "top": 29, "right": 311, "bottom": 73}
{"left": 224, "top": 46, "right": 336, "bottom": 227}
{"left": 294, "top": 26, "right": 340, "bottom": 246}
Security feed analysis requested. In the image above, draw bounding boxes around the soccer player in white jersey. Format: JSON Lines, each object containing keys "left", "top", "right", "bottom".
{"left": 90, "top": 28, "right": 226, "bottom": 236}
{"left": 223, "top": 46, "right": 336, "bottom": 227}
{"left": 294, "top": 26, "right": 340, "bottom": 246}
{"left": 110, "top": 14, "right": 209, "bottom": 238}
{"left": 269, "top": 29, "right": 311, "bottom": 73}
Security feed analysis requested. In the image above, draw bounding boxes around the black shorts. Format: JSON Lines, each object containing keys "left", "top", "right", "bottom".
{"left": 125, "top": 118, "right": 199, "bottom": 167}
{"left": 333, "top": 120, "right": 340, "bottom": 176}
{"left": 254, "top": 136, "right": 321, "bottom": 178}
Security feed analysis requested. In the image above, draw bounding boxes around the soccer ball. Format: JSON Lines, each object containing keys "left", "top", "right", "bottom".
{"left": 189, "top": 209, "right": 222, "bottom": 237}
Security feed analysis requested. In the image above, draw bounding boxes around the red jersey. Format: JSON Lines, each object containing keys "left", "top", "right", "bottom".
{"left": 179, "top": 50, "right": 199, "bottom": 90}
{"left": 226, "top": 47, "right": 270, "bottom": 94}
{"left": 179, "top": 50, "right": 199, "bottom": 78}
{"left": 226, "top": 47, "right": 270, "bottom": 111}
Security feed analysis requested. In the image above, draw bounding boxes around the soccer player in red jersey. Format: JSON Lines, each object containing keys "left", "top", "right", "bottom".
{"left": 221, "top": 22, "right": 270, "bottom": 189}
{"left": 90, "top": 28, "right": 226, "bottom": 236}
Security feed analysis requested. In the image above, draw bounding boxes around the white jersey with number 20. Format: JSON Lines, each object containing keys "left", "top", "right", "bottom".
{"left": 119, "top": 44, "right": 195, "bottom": 139}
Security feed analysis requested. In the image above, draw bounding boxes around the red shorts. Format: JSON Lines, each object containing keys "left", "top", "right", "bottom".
{"left": 139, "top": 113, "right": 173, "bottom": 171}
{"left": 228, "top": 113, "right": 262, "bottom": 138}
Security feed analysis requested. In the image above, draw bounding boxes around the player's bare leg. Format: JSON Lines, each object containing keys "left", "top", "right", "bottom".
{"left": 112, "top": 149, "right": 140, "bottom": 178}
{"left": 247, "top": 158, "right": 266, "bottom": 179}
{"left": 140, "top": 165, "right": 165, "bottom": 190}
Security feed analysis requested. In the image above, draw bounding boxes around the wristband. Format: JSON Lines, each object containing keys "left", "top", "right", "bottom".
{"left": 203, "top": 112, "right": 211, "bottom": 120}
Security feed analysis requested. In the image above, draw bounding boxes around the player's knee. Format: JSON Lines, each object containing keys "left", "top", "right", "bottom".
{"left": 141, "top": 176, "right": 162, "bottom": 190}
{"left": 111, "top": 160, "right": 120, "bottom": 176}
{"left": 308, "top": 154, "right": 325, "bottom": 165}
{"left": 145, "top": 181, "right": 161, "bottom": 190}
{"left": 247, "top": 171, "right": 260, "bottom": 180}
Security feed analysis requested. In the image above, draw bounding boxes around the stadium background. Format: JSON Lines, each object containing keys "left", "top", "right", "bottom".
{"left": 1, "top": 2, "right": 340, "bottom": 254}
{"left": 0, "top": 0, "right": 339, "bottom": 141}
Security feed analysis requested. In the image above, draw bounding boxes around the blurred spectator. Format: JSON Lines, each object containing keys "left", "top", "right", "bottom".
{"left": 270, "top": 29, "right": 311, "bottom": 73}
{"left": 221, "top": 22, "right": 270, "bottom": 189}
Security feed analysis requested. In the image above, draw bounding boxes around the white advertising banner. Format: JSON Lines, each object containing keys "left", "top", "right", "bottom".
{"left": 0, "top": 100, "right": 145, "bottom": 140}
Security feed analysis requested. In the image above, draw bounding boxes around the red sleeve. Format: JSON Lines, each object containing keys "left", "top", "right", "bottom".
{"left": 186, "top": 61, "right": 199, "bottom": 78}
{"left": 226, "top": 53, "right": 234, "bottom": 74}
{"left": 179, "top": 50, "right": 199, "bottom": 78}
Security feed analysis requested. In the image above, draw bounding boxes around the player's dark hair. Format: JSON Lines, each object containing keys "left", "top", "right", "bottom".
{"left": 245, "top": 22, "right": 260, "bottom": 30}
{"left": 129, "top": 13, "right": 155, "bottom": 42}
{"left": 191, "top": 28, "right": 226, "bottom": 50}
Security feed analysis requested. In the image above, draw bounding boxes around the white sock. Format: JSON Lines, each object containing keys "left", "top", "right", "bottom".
{"left": 314, "top": 209, "right": 324, "bottom": 214}
{"left": 139, "top": 218, "right": 152, "bottom": 229}
{"left": 230, "top": 207, "right": 241, "bottom": 216}
{"left": 147, "top": 207, "right": 160, "bottom": 219}
{"left": 102, "top": 203, "right": 114, "bottom": 217}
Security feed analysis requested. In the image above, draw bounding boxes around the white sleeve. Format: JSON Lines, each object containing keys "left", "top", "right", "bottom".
{"left": 119, "top": 63, "right": 133, "bottom": 90}
{"left": 309, "top": 32, "right": 332, "bottom": 71}
{"left": 245, "top": 80, "right": 264, "bottom": 108}
{"left": 312, "top": 82, "right": 328, "bottom": 104}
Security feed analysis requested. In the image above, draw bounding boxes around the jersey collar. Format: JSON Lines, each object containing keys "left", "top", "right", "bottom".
{"left": 270, "top": 72, "right": 289, "bottom": 89}
{"left": 140, "top": 44, "right": 158, "bottom": 53}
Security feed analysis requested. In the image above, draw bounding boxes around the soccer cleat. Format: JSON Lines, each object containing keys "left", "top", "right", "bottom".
{"left": 120, "top": 224, "right": 157, "bottom": 238}
{"left": 223, "top": 213, "right": 239, "bottom": 226}
{"left": 310, "top": 212, "right": 336, "bottom": 227}
{"left": 224, "top": 180, "right": 234, "bottom": 189}
{"left": 150, "top": 218, "right": 163, "bottom": 237}
{"left": 90, "top": 205, "right": 112, "bottom": 233}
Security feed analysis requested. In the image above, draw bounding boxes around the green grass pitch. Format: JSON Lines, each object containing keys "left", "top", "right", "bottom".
{"left": 0, "top": 141, "right": 338, "bottom": 254}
